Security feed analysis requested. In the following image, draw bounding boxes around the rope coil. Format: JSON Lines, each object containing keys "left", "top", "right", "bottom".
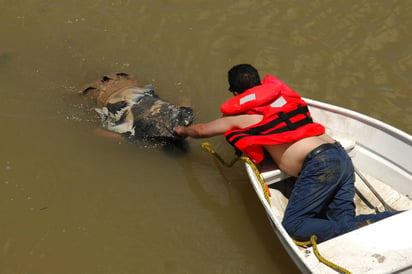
{"left": 294, "top": 236, "right": 351, "bottom": 274}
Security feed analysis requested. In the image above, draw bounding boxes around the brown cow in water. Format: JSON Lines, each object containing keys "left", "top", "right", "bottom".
{"left": 80, "top": 73, "right": 193, "bottom": 145}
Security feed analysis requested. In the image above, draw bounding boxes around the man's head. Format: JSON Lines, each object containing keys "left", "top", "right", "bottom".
{"left": 228, "top": 64, "right": 261, "bottom": 94}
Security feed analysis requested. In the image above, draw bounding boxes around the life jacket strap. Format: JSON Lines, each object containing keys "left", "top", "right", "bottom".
{"left": 226, "top": 105, "right": 313, "bottom": 145}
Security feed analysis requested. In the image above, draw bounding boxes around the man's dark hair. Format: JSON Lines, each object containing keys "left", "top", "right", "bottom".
{"left": 228, "top": 64, "right": 261, "bottom": 94}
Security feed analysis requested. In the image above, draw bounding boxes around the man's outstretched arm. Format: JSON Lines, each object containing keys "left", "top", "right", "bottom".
{"left": 174, "top": 114, "right": 262, "bottom": 139}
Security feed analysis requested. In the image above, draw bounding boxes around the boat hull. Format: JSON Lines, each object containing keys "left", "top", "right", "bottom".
{"left": 244, "top": 99, "right": 412, "bottom": 273}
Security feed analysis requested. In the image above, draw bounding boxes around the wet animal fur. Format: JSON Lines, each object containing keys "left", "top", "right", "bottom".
{"left": 80, "top": 73, "right": 193, "bottom": 142}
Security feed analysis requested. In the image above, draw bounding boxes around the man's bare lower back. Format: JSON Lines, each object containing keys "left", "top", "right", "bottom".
{"left": 265, "top": 133, "right": 336, "bottom": 177}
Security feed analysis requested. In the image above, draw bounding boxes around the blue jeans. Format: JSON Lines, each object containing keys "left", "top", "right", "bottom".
{"left": 281, "top": 144, "right": 396, "bottom": 243}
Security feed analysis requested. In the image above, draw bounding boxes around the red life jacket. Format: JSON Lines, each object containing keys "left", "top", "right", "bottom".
{"left": 220, "top": 75, "right": 325, "bottom": 163}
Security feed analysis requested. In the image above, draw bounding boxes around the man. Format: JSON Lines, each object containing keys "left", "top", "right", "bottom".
{"left": 174, "top": 64, "right": 395, "bottom": 242}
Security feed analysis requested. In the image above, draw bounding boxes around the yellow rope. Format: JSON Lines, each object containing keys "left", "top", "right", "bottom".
{"left": 200, "top": 142, "right": 271, "bottom": 204}
{"left": 294, "top": 236, "right": 351, "bottom": 274}
{"left": 200, "top": 142, "right": 240, "bottom": 167}
{"left": 239, "top": 156, "right": 271, "bottom": 205}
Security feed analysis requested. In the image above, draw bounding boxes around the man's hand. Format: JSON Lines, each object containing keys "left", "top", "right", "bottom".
{"left": 174, "top": 126, "right": 188, "bottom": 139}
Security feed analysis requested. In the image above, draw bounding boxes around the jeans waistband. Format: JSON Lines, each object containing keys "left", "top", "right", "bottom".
{"left": 302, "top": 141, "right": 342, "bottom": 167}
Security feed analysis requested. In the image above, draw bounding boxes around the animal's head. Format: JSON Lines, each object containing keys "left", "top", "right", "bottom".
{"left": 93, "top": 85, "right": 157, "bottom": 136}
{"left": 80, "top": 72, "right": 141, "bottom": 107}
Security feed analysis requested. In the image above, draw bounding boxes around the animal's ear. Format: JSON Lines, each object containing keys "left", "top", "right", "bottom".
{"left": 94, "top": 107, "right": 103, "bottom": 115}
{"left": 94, "top": 107, "right": 109, "bottom": 121}
{"left": 80, "top": 86, "right": 96, "bottom": 95}
{"left": 102, "top": 75, "right": 112, "bottom": 82}
{"left": 143, "top": 84, "right": 156, "bottom": 95}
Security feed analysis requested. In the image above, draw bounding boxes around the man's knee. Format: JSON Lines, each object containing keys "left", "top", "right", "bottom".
{"left": 282, "top": 218, "right": 300, "bottom": 238}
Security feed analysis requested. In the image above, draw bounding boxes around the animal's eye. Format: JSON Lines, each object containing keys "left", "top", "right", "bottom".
{"left": 107, "top": 101, "right": 128, "bottom": 114}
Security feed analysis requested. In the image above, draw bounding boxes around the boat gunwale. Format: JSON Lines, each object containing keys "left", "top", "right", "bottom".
{"left": 304, "top": 98, "right": 412, "bottom": 145}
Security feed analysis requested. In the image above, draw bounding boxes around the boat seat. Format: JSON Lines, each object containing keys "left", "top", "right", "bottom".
{"left": 304, "top": 209, "right": 412, "bottom": 273}
{"left": 257, "top": 158, "right": 289, "bottom": 186}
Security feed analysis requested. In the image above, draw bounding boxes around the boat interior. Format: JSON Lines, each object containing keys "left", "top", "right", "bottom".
{"left": 257, "top": 140, "right": 412, "bottom": 219}
{"left": 254, "top": 141, "right": 412, "bottom": 273}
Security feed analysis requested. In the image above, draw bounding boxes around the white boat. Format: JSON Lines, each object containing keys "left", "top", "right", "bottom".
{"left": 242, "top": 99, "right": 412, "bottom": 273}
